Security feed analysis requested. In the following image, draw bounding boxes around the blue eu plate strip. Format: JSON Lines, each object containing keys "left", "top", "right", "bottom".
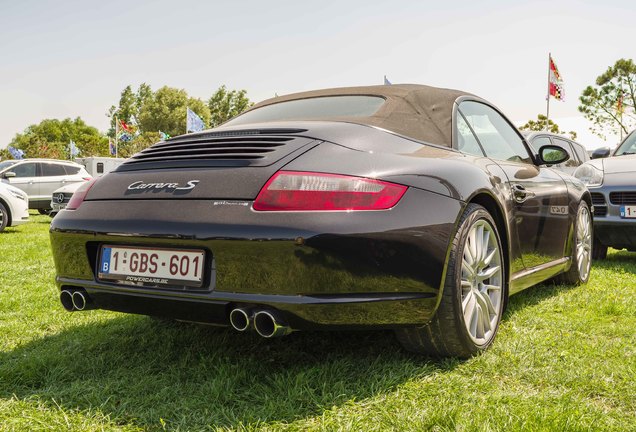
{"left": 101, "top": 247, "right": 112, "bottom": 274}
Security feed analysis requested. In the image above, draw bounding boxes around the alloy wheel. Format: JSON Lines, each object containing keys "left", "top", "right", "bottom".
{"left": 577, "top": 206, "right": 592, "bottom": 280}
{"left": 460, "top": 219, "right": 503, "bottom": 345}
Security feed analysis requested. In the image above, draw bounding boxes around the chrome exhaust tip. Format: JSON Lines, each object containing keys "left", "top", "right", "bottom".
{"left": 71, "top": 290, "right": 96, "bottom": 311}
{"left": 60, "top": 290, "right": 75, "bottom": 312}
{"left": 229, "top": 308, "right": 251, "bottom": 332}
{"left": 253, "top": 310, "right": 292, "bottom": 338}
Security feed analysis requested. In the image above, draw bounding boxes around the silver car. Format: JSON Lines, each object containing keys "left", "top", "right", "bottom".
{"left": 524, "top": 132, "right": 590, "bottom": 176}
{"left": 0, "top": 159, "right": 91, "bottom": 213}
{"left": 574, "top": 130, "right": 636, "bottom": 258}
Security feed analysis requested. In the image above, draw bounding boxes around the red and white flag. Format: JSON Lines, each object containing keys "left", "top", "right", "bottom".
{"left": 119, "top": 119, "right": 132, "bottom": 132}
{"left": 549, "top": 55, "right": 565, "bottom": 101}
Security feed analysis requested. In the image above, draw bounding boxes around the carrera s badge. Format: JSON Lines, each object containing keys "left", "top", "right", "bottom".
{"left": 127, "top": 180, "right": 199, "bottom": 192}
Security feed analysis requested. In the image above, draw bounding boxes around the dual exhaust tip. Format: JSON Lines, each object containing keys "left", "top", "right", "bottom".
{"left": 60, "top": 289, "right": 95, "bottom": 312}
{"left": 229, "top": 307, "right": 291, "bottom": 338}
{"left": 61, "top": 290, "right": 290, "bottom": 339}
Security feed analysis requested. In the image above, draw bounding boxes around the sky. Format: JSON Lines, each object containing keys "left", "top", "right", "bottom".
{"left": 1, "top": 0, "right": 634, "bottom": 150}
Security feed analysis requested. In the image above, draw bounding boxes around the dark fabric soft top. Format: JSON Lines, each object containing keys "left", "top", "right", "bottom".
{"left": 242, "top": 84, "right": 474, "bottom": 147}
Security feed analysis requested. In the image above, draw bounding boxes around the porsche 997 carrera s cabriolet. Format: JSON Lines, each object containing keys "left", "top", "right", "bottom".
{"left": 50, "top": 84, "right": 593, "bottom": 358}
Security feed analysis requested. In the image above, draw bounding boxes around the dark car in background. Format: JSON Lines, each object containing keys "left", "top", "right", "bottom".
{"left": 523, "top": 132, "right": 589, "bottom": 175}
{"left": 50, "top": 84, "right": 593, "bottom": 358}
{"left": 574, "top": 130, "right": 636, "bottom": 259}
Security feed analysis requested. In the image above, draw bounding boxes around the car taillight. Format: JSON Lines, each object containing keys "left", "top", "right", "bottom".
{"left": 66, "top": 178, "right": 98, "bottom": 210}
{"left": 253, "top": 171, "right": 407, "bottom": 211}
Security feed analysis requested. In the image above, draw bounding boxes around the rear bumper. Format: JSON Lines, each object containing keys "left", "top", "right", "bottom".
{"left": 55, "top": 278, "right": 436, "bottom": 329}
{"left": 50, "top": 188, "right": 461, "bottom": 328}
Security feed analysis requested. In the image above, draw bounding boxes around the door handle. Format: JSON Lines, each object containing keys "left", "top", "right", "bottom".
{"left": 512, "top": 184, "right": 535, "bottom": 203}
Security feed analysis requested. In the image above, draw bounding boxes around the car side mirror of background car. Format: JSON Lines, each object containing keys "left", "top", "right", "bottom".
{"left": 3, "top": 171, "right": 16, "bottom": 179}
{"left": 591, "top": 147, "right": 611, "bottom": 159}
{"left": 538, "top": 145, "right": 569, "bottom": 165}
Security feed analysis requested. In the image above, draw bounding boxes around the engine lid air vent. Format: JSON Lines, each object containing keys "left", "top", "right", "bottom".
{"left": 118, "top": 129, "right": 311, "bottom": 171}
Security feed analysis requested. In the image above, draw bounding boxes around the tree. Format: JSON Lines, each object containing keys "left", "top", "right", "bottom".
{"left": 115, "top": 132, "right": 162, "bottom": 159}
{"left": 106, "top": 84, "right": 251, "bottom": 156}
{"left": 0, "top": 148, "right": 12, "bottom": 161}
{"left": 519, "top": 114, "right": 577, "bottom": 141}
{"left": 208, "top": 85, "right": 252, "bottom": 127}
{"left": 138, "top": 86, "right": 210, "bottom": 137}
{"left": 7, "top": 118, "right": 108, "bottom": 159}
{"left": 579, "top": 58, "right": 636, "bottom": 139}
{"left": 107, "top": 84, "right": 150, "bottom": 137}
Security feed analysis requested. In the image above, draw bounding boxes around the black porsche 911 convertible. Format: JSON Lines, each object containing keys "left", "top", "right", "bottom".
{"left": 50, "top": 84, "right": 593, "bottom": 358}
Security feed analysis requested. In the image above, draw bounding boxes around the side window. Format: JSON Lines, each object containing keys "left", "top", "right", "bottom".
{"left": 455, "top": 113, "right": 484, "bottom": 156}
{"left": 11, "top": 163, "right": 37, "bottom": 177}
{"left": 64, "top": 165, "right": 81, "bottom": 175}
{"left": 41, "top": 163, "right": 67, "bottom": 177}
{"left": 553, "top": 138, "right": 578, "bottom": 167}
{"left": 571, "top": 142, "right": 588, "bottom": 163}
{"left": 458, "top": 101, "right": 532, "bottom": 164}
{"left": 528, "top": 136, "right": 552, "bottom": 154}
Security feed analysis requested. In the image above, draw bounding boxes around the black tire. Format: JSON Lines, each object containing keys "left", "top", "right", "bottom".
{"left": 0, "top": 202, "right": 8, "bottom": 232}
{"left": 396, "top": 203, "right": 505, "bottom": 358}
{"left": 38, "top": 208, "right": 50, "bottom": 215}
{"left": 592, "top": 235, "right": 608, "bottom": 260}
{"left": 556, "top": 201, "right": 592, "bottom": 285}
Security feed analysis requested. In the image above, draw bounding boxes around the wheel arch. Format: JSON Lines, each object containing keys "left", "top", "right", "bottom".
{"left": 581, "top": 190, "right": 592, "bottom": 213}
{"left": 0, "top": 197, "right": 12, "bottom": 226}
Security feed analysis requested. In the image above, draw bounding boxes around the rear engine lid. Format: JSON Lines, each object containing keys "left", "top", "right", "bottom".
{"left": 87, "top": 129, "right": 318, "bottom": 201}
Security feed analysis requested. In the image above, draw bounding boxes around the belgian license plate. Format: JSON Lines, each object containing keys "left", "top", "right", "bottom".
{"left": 620, "top": 206, "right": 636, "bottom": 218}
{"left": 99, "top": 245, "right": 205, "bottom": 287}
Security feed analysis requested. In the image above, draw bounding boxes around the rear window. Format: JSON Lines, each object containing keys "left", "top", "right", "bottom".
{"left": 225, "top": 96, "right": 385, "bottom": 126}
{"left": 64, "top": 165, "right": 81, "bottom": 175}
{"left": 41, "top": 163, "right": 67, "bottom": 176}
{"left": 572, "top": 143, "right": 588, "bottom": 162}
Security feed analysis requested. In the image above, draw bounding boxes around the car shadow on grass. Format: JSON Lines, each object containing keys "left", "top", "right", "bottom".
{"left": 0, "top": 314, "right": 461, "bottom": 429}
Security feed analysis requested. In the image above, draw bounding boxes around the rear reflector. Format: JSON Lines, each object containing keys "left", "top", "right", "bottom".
{"left": 66, "top": 178, "right": 99, "bottom": 210}
{"left": 253, "top": 171, "right": 407, "bottom": 211}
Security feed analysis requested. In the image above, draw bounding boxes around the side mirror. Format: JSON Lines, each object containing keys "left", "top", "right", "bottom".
{"left": 3, "top": 171, "right": 16, "bottom": 179}
{"left": 591, "top": 147, "right": 610, "bottom": 159}
{"left": 538, "top": 145, "right": 569, "bottom": 165}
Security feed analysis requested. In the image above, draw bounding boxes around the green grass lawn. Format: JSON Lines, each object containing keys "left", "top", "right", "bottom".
{"left": 1, "top": 213, "right": 635, "bottom": 431}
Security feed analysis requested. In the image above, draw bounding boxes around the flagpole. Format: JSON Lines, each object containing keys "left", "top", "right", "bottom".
{"left": 186, "top": 106, "right": 188, "bottom": 134}
{"left": 619, "top": 77, "right": 624, "bottom": 141}
{"left": 546, "top": 52, "right": 551, "bottom": 129}
{"left": 115, "top": 115, "right": 119, "bottom": 158}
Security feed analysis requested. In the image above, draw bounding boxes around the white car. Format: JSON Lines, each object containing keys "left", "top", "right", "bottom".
{"left": 0, "top": 181, "right": 29, "bottom": 232}
{"left": 49, "top": 182, "right": 84, "bottom": 217}
{"left": 0, "top": 159, "right": 91, "bottom": 213}
{"left": 49, "top": 158, "right": 126, "bottom": 217}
